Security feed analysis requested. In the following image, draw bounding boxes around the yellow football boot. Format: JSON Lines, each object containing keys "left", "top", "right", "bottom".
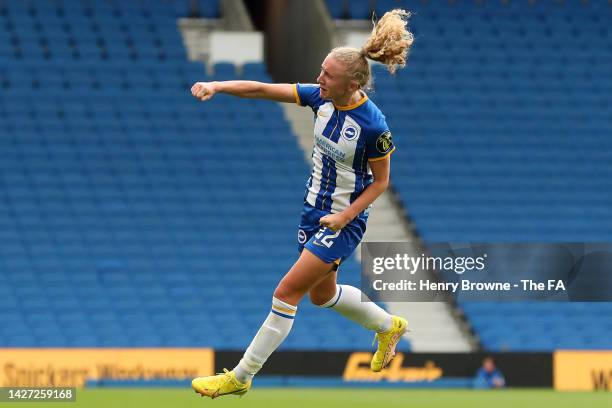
{"left": 192, "top": 369, "right": 251, "bottom": 399}
{"left": 370, "top": 316, "right": 408, "bottom": 372}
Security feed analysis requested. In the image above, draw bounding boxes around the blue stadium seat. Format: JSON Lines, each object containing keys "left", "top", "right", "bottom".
{"left": 347, "top": 0, "right": 372, "bottom": 19}
{"left": 325, "top": 0, "right": 346, "bottom": 19}
{"left": 242, "top": 62, "right": 271, "bottom": 81}
{"left": 12, "top": 0, "right": 608, "bottom": 354}
{"left": 357, "top": 1, "right": 612, "bottom": 351}
{"left": 212, "top": 61, "right": 236, "bottom": 80}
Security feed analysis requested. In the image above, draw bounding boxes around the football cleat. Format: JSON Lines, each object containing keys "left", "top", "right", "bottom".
{"left": 370, "top": 315, "right": 408, "bottom": 372}
{"left": 192, "top": 369, "right": 251, "bottom": 399}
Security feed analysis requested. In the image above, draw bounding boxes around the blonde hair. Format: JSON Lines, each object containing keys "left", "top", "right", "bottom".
{"left": 329, "top": 9, "right": 414, "bottom": 91}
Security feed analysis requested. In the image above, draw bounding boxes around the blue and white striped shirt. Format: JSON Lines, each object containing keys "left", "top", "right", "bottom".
{"left": 294, "top": 83, "right": 395, "bottom": 213}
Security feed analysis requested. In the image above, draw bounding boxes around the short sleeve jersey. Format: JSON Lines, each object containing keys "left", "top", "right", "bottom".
{"left": 294, "top": 83, "right": 395, "bottom": 213}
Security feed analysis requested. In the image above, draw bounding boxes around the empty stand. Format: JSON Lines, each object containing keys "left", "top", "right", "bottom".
{"left": 0, "top": 0, "right": 391, "bottom": 351}
{"left": 325, "top": 0, "right": 612, "bottom": 351}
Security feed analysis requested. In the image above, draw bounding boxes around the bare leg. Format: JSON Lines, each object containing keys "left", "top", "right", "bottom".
{"left": 233, "top": 249, "right": 334, "bottom": 383}
{"left": 309, "top": 267, "right": 338, "bottom": 306}
{"left": 273, "top": 249, "right": 336, "bottom": 306}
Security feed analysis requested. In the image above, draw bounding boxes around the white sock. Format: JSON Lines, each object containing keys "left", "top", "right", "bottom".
{"left": 233, "top": 297, "right": 297, "bottom": 384}
{"left": 319, "top": 284, "right": 392, "bottom": 332}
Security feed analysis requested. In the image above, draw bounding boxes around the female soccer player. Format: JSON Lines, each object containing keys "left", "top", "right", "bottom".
{"left": 191, "top": 9, "right": 414, "bottom": 398}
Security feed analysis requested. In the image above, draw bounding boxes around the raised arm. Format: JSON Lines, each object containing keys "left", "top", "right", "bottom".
{"left": 191, "top": 81, "right": 295, "bottom": 103}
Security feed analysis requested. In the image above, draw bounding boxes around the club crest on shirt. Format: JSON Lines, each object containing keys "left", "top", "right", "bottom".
{"left": 341, "top": 125, "right": 359, "bottom": 141}
{"left": 341, "top": 116, "right": 361, "bottom": 142}
{"left": 376, "top": 131, "right": 393, "bottom": 154}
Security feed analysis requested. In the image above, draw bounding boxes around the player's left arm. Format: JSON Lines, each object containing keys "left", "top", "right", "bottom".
{"left": 319, "top": 156, "right": 390, "bottom": 231}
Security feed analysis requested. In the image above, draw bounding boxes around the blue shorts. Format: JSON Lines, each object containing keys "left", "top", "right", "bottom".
{"left": 297, "top": 202, "right": 368, "bottom": 264}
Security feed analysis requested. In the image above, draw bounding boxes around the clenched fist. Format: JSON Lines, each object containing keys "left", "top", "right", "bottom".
{"left": 191, "top": 82, "right": 216, "bottom": 101}
{"left": 319, "top": 212, "right": 352, "bottom": 232}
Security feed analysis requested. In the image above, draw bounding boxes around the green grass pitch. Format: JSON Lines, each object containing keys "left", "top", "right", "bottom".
{"left": 5, "top": 388, "right": 611, "bottom": 408}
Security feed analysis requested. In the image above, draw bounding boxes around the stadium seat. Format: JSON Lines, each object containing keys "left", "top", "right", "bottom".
{"left": 0, "top": 0, "right": 383, "bottom": 351}
{"left": 353, "top": 1, "right": 612, "bottom": 351}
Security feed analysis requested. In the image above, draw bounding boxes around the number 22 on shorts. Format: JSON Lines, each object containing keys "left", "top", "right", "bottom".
{"left": 314, "top": 228, "right": 340, "bottom": 248}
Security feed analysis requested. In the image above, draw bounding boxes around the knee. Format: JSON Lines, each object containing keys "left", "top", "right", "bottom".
{"left": 273, "top": 281, "right": 299, "bottom": 304}
{"left": 309, "top": 290, "right": 328, "bottom": 306}
{"left": 309, "top": 285, "right": 337, "bottom": 307}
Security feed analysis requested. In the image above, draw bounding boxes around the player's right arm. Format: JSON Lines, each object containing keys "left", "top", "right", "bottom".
{"left": 191, "top": 81, "right": 295, "bottom": 103}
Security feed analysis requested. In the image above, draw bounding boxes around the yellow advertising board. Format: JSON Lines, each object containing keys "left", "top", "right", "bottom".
{"left": 0, "top": 348, "right": 214, "bottom": 388}
{"left": 343, "top": 352, "right": 442, "bottom": 382}
{"left": 554, "top": 351, "right": 612, "bottom": 391}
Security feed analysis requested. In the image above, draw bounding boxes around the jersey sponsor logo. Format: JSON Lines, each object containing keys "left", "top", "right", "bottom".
{"left": 315, "top": 136, "right": 346, "bottom": 162}
{"left": 298, "top": 229, "right": 307, "bottom": 244}
{"left": 376, "top": 131, "right": 393, "bottom": 154}
{"left": 341, "top": 125, "right": 359, "bottom": 141}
